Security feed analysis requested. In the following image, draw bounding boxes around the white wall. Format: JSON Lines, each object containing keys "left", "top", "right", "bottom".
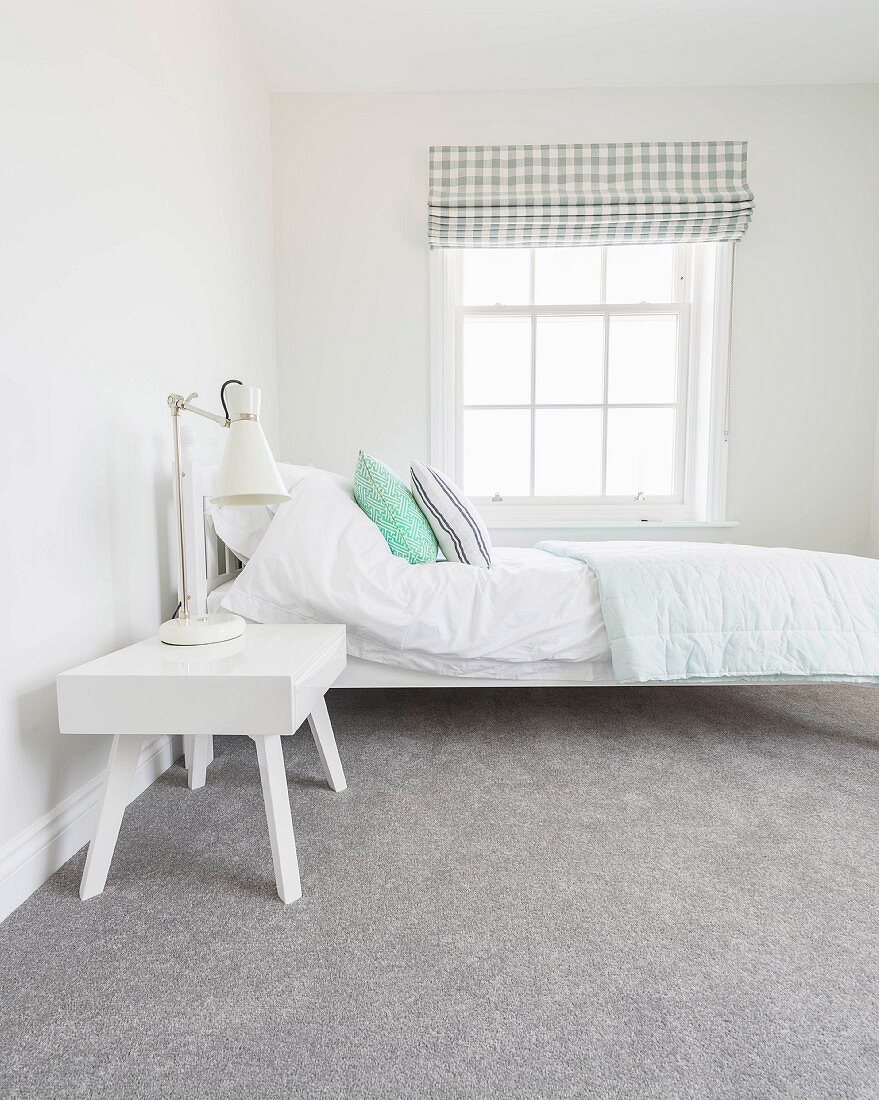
{"left": 272, "top": 86, "right": 879, "bottom": 552}
{"left": 0, "top": 0, "right": 276, "bottom": 861}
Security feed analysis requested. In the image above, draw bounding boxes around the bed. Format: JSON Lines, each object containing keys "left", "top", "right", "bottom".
{"left": 181, "top": 442, "right": 879, "bottom": 690}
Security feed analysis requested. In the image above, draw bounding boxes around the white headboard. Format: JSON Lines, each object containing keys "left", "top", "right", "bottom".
{"left": 177, "top": 433, "right": 244, "bottom": 618}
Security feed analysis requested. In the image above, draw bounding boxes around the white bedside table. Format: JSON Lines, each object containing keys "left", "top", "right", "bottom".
{"left": 57, "top": 624, "right": 347, "bottom": 904}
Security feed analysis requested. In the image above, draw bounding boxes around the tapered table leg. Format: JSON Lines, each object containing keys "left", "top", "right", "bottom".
{"left": 253, "top": 735, "right": 301, "bottom": 903}
{"left": 188, "top": 735, "right": 213, "bottom": 790}
{"left": 80, "top": 735, "right": 143, "bottom": 900}
{"left": 306, "top": 698, "right": 347, "bottom": 793}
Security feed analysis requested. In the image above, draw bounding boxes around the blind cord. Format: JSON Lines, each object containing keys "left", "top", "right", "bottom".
{"left": 724, "top": 243, "right": 737, "bottom": 442}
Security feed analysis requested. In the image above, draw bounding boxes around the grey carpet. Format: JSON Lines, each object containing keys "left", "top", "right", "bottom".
{"left": 1, "top": 686, "right": 878, "bottom": 1100}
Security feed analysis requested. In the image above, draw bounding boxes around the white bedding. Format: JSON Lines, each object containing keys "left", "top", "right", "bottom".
{"left": 211, "top": 469, "right": 879, "bottom": 685}
{"left": 217, "top": 468, "right": 609, "bottom": 677}
{"left": 207, "top": 580, "right": 237, "bottom": 615}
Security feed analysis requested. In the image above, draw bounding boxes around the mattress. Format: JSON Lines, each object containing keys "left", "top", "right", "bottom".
{"left": 209, "top": 578, "right": 613, "bottom": 682}
{"left": 207, "top": 554, "right": 613, "bottom": 681}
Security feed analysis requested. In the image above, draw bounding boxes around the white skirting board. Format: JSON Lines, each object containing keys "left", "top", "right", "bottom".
{"left": 0, "top": 735, "right": 183, "bottom": 924}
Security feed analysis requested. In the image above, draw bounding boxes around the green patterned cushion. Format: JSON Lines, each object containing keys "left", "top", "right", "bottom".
{"left": 353, "top": 451, "right": 438, "bottom": 565}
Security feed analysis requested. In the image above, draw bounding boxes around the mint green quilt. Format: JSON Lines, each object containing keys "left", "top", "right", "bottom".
{"left": 538, "top": 540, "right": 879, "bottom": 684}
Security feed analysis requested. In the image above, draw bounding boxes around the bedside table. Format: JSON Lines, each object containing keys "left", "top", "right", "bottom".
{"left": 57, "top": 624, "right": 347, "bottom": 904}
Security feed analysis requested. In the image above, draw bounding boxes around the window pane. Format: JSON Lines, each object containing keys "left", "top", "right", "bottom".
{"left": 534, "top": 248, "right": 601, "bottom": 305}
{"left": 462, "top": 249, "right": 530, "bottom": 305}
{"left": 608, "top": 314, "right": 678, "bottom": 404}
{"left": 462, "top": 409, "right": 531, "bottom": 497}
{"left": 462, "top": 317, "right": 531, "bottom": 405}
{"left": 535, "top": 409, "right": 603, "bottom": 496}
{"left": 605, "top": 244, "right": 675, "bottom": 303}
{"left": 606, "top": 408, "right": 676, "bottom": 496}
{"left": 535, "top": 318, "right": 604, "bottom": 405}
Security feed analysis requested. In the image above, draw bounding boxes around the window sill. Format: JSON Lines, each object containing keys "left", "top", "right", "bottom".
{"left": 485, "top": 520, "right": 740, "bottom": 530}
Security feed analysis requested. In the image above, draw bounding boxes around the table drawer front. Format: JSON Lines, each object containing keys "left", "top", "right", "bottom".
{"left": 57, "top": 676, "right": 295, "bottom": 736}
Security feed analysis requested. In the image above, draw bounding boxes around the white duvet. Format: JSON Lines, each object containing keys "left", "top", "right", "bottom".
{"left": 217, "top": 469, "right": 609, "bottom": 674}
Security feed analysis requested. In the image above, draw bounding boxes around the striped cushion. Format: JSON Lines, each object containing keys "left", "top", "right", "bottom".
{"left": 354, "top": 452, "right": 438, "bottom": 565}
{"left": 410, "top": 461, "right": 492, "bottom": 569}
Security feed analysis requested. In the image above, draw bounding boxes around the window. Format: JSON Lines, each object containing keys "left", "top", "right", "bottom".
{"left": 431, "top": 242, "right": 734, "bottom": 525}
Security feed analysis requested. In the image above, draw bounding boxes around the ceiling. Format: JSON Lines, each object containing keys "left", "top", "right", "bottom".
{"left": 232, "top": 0, "right": 879, "bottom": 92}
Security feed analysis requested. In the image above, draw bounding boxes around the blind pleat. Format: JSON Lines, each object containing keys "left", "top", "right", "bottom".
{"left": 428, "top": 143, "right": 754, "bottom": 248}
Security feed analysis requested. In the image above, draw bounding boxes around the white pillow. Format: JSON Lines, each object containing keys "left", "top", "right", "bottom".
{"left": 207, "top": 463, "right": 316, "bottom": 561}
{"left": 410, "top": 461, "right": 492, "bottom": 569}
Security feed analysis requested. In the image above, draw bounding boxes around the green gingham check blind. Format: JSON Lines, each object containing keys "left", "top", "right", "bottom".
{"left": 428, "top": 142, "right": 754, "bottom": 248}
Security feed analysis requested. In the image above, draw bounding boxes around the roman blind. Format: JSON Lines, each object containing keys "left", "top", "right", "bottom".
{"left": 428, "top": 142, "right": 754, "bottom": 248}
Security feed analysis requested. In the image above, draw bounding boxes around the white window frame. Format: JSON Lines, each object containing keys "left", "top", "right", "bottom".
{"left": 430, "top": 242, "right": 735, "bottom": 528}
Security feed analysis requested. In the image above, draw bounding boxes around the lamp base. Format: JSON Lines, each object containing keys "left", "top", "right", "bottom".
{"left": 159, "top": 612, "right": 246, "bottom": 646}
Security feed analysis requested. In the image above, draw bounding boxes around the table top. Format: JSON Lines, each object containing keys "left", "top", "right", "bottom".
{"left": 58, "top": 624, "right": 346, "bottom": 683}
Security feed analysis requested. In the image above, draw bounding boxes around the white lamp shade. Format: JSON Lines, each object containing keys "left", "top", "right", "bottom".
{"left": 210, "top": 386, "right": 289, "bottom": 505}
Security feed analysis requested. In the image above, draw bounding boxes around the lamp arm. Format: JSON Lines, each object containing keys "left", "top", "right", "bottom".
{"left": 166, "top": 391, "right": 231, "bottom": 622}
{"left": 167, "top": 392, "right": 230, "bottom": 428}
